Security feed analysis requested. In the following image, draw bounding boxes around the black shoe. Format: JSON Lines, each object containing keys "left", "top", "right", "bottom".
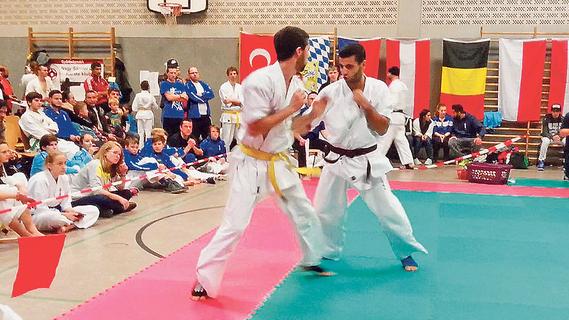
{"left": 301, "top": 265, "right": 335, "bottom": 276}
{"left": 165, "top": 181, "right": 187, "bottom": 194}
{"left": 206, "top": 177, "right": 216, "bottom": 184}
{"left": 190, "top": 282, "right": 209, "bottom": 301}
{"left": 125, "top": 202, "right": 137, "bottom": 212}
{"left": 100, "top": 209, "right": 114, "bottom": 218}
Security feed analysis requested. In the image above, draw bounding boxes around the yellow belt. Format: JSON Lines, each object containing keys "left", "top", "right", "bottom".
{"left": 239, "top": 144, "right": 320, "bottom": 198}
{"left": 223, "top": 110, "right": 241, "bottom": 126}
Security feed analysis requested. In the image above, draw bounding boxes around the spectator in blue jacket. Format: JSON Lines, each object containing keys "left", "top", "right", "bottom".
{"left": 185, "top": 67, "right": 215, "bottom": 141}
{"left": 44, "top": 90, "right": 81, "bottom": 143}
{"left": 200, "top": 125, "right": 226, "bottom": 158}
{"left": 30, "top": 134, "right": 83, "bottom": 176}
{"left": 432, "top": 104, "right": 454, "bottom": 161}
{"left": 449, "top": 104, "right": 485, "bottom": 158}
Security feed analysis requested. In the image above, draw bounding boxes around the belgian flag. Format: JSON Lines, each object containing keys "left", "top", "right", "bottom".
{"left": 440, "top": 39, "right": 490, "bottom": 119}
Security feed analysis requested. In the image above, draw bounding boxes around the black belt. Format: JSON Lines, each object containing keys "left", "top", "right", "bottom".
{"left": 393, "top": 110, "right": 405, "bottom": 113}
{"left": 324, "top": 144, "right": 377, "bottom": 164}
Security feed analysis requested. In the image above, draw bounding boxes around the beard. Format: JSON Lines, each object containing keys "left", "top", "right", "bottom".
{"left": 295, "top": 56, "right": 307, "bottom": 73}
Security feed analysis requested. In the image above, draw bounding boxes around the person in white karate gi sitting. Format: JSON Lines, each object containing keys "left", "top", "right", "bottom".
{"left": 28, "top": 150, "right": 99, "bottom": 233}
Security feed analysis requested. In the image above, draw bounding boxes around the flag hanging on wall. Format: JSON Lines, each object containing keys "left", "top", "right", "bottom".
{"left": 385, "top": 39, "right": 431, "bottom": 118}
{"left": 239, "top": 33, "right": 276, "bottom": 82}
{"left": 303, "top": 37, "right": 331, "bottom": 92}
{"left": 337, "top": 36, "right": 381, "bottom": 78}
{"left": 440, "top": 39, "right": 490, "bottom": 120}
{"left": 548, "top": 39, "right": 569, "bottom": 115}
{"left": 498, "top": 38, "right": 547, "bottom": 122}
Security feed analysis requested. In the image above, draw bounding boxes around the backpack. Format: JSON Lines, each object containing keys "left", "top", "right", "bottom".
{"left": 509, "top": 152, "right": 529, "bottom": 169}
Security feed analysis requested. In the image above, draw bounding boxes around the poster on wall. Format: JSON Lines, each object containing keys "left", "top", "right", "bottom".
{"left": 48, "top": 59, "right": 104, "bottom": 101}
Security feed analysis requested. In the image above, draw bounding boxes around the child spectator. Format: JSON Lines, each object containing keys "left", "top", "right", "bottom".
{"left": 123, "top": 135, "right": 186, "bottom": 193}
{"left": 69, "top": 133, "right": 96, "bottom": 168}
{"left": 131, "top": 80, "right": 157, "bottom": 146}
{"left": 0, "top": 143, "right": 43, "bottom": 237}
{"left": 70, "top": 141, "right": 136, "bottom": 218}
{"left": 28, "top": 150, "right": 99, "bottom": 233}
{"left": 30, "top": 134, "right": 84, "bottom": 176}
{"left": 200, "top": 125, "right": 229, "bottom": 174}
{"left": 105, "top": 98, "right": 126, "bottom": 139}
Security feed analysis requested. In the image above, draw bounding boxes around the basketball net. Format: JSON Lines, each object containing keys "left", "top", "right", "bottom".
{"left": 158, "top": 2, "right": 182, "bottom": 25}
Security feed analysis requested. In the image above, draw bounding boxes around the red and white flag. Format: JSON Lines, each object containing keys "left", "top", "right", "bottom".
{"left": 239, "top": 33, "right": 276, "bottom": 81}
{"left": 498, "top": 39, "right": 547, "bottom": 122}
{"left": 548, "top": 39, "right": 569, "bottom": 114}
{"left": 385, "top": 39, "right": 431, "bottom": 118}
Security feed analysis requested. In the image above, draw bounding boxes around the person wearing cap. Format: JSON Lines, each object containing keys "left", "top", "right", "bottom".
{"left": 160, "top": 65, "right": 188, "bottom": 137}
{"left": 537, "top": 104, "right": 565, "bottom": 171}
{"left": 185, "top": 67, "right": 215, "bottom": 141}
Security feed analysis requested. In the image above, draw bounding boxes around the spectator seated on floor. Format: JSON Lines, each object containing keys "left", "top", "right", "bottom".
{"left": 199, "top": 125, "right": 229, "bottom": 174}
{"left": 291, "top": 91, "right": 329, "bottom": 169}
{"left": 68, "top": 133, "right": 97, "bottom": 169}
{"left": 105, "top": 98, "right": 127, "bottom": 140}
{"left": 412, "top": 109, "right": 434, "bottom": 165}
{"left": 537, "top": 104, "right": 565, "bottom": 171}
{"left": 19, "top": 92, "right": 80, "bottom": 158}
{"left": 448, "top": 104, "right": 485, "bottom": 158}
{"left": 70, "top": 141, "right": 136, "bottom": 218}
{"left": 28, "top": 150, "right": 99, "bottom": 233}
{"left": 30, "top": 134, "right": 85, "bottom": 177}
{"left": 44, "top": 90, "right": 81, "bottom": 143}
{"left": 123, "top": 134, "right": 186, "bottom": 193}
{"left": 71, "top": 102, "right": 103, "bottom": 143}
{"left": 148, "top": 134, "right": 202, "bottom": 187}
{"left": 167, "top": 120, "right": 203, "bottom": 163}
{"left": 0, "top": 143, "right": 43, "bottom": 237}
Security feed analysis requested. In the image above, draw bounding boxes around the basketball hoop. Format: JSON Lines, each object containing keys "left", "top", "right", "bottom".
{"left": 158, "top": 2, "right": 182, "bottom": 25}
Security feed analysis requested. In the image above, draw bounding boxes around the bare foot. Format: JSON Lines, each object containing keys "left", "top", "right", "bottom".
{"left": 56, "top": 224, "right": 76, "bottom": 234}
{"left": 404, "top": 265, "right": 418, "bottom": 272}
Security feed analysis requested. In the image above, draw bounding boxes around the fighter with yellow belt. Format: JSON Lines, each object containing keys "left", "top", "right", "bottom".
{"left": 219, "top": 66, "right": 243, "bottom": 148}
{"left": 192, "top": 26, "right": 332, "bottom": 301}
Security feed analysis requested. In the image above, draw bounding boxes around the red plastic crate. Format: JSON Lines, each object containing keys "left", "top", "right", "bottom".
{"left": 467, "top": 163, "right": 512, "bottom": 185}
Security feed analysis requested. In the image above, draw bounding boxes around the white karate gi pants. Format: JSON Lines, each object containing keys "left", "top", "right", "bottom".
{"left": 32, "top": 205, "right": 99, "bottom": 231}
{"left": 221, "top": 122, "right": 237, "bottom": 148}
{"left": 314, "top": 166, "right": 427, "bottom": 260}
{"left": 196, "top": 156, "right": 323, "bottom": 298}
{"left": 377, "top": 113, "right": 413, "bottom": 166}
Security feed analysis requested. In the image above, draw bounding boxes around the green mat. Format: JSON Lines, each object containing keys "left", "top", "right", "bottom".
{"left": 251, "top": 191, "right": 569, "bottom": 320}
{"left": 509, "top": 178, "right": 569, "bottom": 188}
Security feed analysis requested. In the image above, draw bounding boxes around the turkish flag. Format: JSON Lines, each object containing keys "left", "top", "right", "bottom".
{"left": 12, "top": 234, "right": 66, "bottom": 297}
{"left": 240, "top": 33, "right": 277, "bottom": 81}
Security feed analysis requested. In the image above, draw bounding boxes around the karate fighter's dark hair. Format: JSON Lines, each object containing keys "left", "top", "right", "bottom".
{"left": 338, "top": 43, "right": 366, "bottom": 64}
{"left": 387, "top": 66, "right": 400, "bottom": 76}
{"left": 274, "top": 26, "right": 309, "bottom": 61}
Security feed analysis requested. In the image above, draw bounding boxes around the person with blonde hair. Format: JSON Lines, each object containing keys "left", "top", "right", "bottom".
{"left": 28, "top": 150, "right": 99, "bottom": 233}
{"left": 431, "top": 103, "right": 453, "bottom": 162}
{"left": 0, "top": 143, "right": 43, "bottom": 237}
{"left": 71, "top": 141, "right": 136, "bottom": 218}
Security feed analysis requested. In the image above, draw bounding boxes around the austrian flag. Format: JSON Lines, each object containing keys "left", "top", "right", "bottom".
{"left": 498, "top": 39, "right": 547, "bottom": 122}
{"left": 548, "top": 39, "right": 569, "bottom": 114}
{"left": 385, "top": 39, "right": 431, "bottom": 118}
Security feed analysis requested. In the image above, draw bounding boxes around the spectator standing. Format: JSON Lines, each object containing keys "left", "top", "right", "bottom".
{"left": 160, "top": 66, "right": 188, "bottom": 137}
{"left": 185, "top": 66, "right": 215, "bottom": 141}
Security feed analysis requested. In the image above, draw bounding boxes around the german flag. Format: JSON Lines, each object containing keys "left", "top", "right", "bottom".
{"left": 440, "top": 39, "right": 490, "bottom": 119}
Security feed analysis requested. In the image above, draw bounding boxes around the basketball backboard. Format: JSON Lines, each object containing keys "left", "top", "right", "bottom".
{"left": 148, "top": 0, "right": 208, "bottom": 14}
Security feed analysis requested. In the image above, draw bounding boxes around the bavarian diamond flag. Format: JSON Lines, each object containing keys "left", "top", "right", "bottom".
{"left": 304, "top": 36, "right": 331, "bottom": 92}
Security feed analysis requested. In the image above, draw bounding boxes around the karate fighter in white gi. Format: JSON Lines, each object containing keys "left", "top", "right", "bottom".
{"left": 297, "top": 44, "right": 428, "bottom": 272}
{"left": 191, "top": 26, "right": 332, "bottom": 301}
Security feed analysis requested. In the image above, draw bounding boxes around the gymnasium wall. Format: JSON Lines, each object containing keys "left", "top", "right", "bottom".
{"left": 1, "top": 0, "right": 567, "bottom": 121}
